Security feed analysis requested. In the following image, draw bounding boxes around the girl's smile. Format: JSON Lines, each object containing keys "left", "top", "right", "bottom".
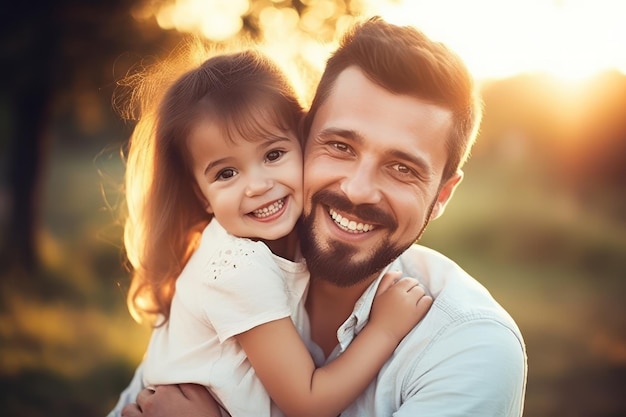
{"left": 249, "top": 197, "right": 287, "bottom": 220}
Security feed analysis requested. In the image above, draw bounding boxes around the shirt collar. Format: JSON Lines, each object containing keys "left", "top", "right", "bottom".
{"left": 336, "top": 263, "right": 395, "bottom": 352}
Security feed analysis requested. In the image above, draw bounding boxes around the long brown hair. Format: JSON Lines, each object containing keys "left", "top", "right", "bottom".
{"left": 120, "top": 45, "right": 303, "bottom": 325}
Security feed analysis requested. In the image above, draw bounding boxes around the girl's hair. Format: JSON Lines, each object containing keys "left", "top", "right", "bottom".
{"left": 121, "top": 45, "right": 304, "bottom": 325}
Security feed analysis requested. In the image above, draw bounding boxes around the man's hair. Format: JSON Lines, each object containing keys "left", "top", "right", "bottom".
{"left": 302, "top": 16, "right": 482, "bottom": 182}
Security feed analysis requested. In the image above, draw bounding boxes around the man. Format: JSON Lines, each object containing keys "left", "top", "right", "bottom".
{"left": 118, "top": 16, "right": 527, "bottom": 416}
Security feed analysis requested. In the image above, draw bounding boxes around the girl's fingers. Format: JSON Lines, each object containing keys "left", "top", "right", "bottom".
{"left": 375, "top": 271, "right": 403, "bottom": 296}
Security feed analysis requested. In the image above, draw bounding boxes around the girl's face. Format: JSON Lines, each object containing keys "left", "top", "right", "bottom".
{"left": 187, "top": 116, "right": 303, "bottom": 242}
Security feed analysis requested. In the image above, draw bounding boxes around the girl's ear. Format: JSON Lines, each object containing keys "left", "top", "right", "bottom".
{"left": 193, "top": 183, "right": 213, "bottom": 214}
{"left": 429, "top": 170, "right": 463, "bottom": 221}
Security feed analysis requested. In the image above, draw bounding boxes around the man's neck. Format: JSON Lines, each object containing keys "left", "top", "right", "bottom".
{"left": 263, "top": 230, "right": 299, "bottom": 261}
{"left": 305, "top": 276, "right": 376, "bottom": 357}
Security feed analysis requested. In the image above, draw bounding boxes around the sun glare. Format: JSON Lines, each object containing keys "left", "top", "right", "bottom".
{"left": 153, "top": 0, "right": 250, "bottom": 42}
{"left": 133, "top": 0, "right": 626, "bottom": 86}
{"left": 362, "top": 0, "right": 626, "bottom": 81}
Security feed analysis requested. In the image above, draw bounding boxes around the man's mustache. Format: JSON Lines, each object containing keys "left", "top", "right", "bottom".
{"left": 310, "top": 189, "right": 398, "bottom": 230}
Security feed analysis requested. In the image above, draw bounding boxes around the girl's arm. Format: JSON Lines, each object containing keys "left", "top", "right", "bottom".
{"left": 235, "top": 271, "right": 432, "bottom": 417}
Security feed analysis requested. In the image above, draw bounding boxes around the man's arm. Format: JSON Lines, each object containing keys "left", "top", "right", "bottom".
{"left": 107, "top": 362, "right": 147, "bottom": 417}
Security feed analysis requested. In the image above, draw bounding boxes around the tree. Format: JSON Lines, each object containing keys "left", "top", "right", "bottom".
{"left": 0, "top": 0, "right": 177, "bottom": 274}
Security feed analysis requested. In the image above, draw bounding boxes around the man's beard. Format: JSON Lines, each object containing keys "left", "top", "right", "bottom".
{"left": 297, "top": 189, "right": 435, "bottom": 287}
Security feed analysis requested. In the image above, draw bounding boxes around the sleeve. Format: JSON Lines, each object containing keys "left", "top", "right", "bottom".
{"left": 106, "top": 361, "right": 146, "bottom": 417}
{"left": 395, "top": 319, "right": 527, "bottom": 417}
{"left": 200, "top": 247, "right": 292, "bottom": 343}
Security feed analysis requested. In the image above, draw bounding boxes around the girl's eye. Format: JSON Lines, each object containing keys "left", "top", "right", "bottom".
{"left": 217, "top": 168, "right": 237, "bottom": 181}
{"left": 266, "top": 149, "right": 285, "bottom": 162}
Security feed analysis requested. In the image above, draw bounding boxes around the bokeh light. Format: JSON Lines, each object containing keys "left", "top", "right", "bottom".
{"left": 135, "top": 0, "right": 626, "bottom": 83}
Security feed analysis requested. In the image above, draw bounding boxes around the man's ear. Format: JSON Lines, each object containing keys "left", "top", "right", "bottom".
{"left": 193, "top": 183, "right": 213, "bottom": 214}
{"left": 430, "top": 170, "right": 463, "bottom": 221}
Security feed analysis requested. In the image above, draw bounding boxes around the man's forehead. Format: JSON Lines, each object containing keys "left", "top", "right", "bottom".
{"left": 312, "top": 66, "right": 452, "bottom": 136}
{"left": 326, "top": 66, "right": 372, "bottom": 101}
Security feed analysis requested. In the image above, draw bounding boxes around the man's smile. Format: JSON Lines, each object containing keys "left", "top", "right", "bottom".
{"left": 329, "top": 208, "right": 375, "bottom": 233}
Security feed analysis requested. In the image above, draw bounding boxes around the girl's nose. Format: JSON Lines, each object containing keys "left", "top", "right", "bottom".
{"left": 245, "top": 175, "right": 274, "bottom": 197}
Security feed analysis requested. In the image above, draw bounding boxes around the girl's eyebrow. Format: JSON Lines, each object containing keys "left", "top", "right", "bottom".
{"left": 257, "top": 134, "right": 293, "bottom": 149}
{"left": 204, "top": 156, "right": 234, "bottom": 176}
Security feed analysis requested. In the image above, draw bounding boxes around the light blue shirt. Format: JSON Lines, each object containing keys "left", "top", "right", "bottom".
{"left": 108, "top": 243, "right": 527, "bottom": 416}
{"left": 306, "top": 244, "right": 527, "bottom": 416}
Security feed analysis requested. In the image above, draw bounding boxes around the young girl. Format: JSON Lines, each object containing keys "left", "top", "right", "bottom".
{"left": 115, "top": 48, "right": 432, "bottom": 417}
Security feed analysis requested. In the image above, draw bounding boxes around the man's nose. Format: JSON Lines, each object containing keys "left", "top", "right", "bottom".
{"left": 339, "top": 160, "right": 382, "bottom": 205}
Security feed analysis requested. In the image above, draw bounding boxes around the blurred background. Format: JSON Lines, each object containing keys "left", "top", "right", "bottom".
{"left": 1, "top": 0, "right": 625, "bottom": 416}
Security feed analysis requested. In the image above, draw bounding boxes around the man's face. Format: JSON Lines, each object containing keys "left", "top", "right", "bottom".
{"left": 299, "top": 66, "right": 461, "bottom": 286}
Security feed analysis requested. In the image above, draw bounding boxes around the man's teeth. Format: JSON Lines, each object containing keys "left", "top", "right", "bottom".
{"left": 252, "top": 199, "right": 284, "bottom": 218}
{"left": 329, "top": 209, "right": 374, "bottom": 233}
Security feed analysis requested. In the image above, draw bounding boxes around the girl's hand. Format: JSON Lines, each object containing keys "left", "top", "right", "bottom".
{"left": 369, "top": 271, "right": 433, "bottom": 343}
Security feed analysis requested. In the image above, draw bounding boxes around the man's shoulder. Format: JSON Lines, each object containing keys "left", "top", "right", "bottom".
{"left": 395, "top": 243, "right": 470, "bottom": 289}
{"left": 359, "top": 246, "right": 527, "bottom": 417}
{"left": 396, "top": 244, "right": 521, "bottom": 333}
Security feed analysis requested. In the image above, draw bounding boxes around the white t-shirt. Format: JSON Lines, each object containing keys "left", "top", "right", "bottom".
{"left": 142, "top": 219, "right": 309, "bottom": 417}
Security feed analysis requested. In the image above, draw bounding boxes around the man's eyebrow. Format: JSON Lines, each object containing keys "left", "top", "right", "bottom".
{"left": 318, "top": 127, "right": 432, "bottom": 174}
{"left": 386, "top": 148, "right": 432, "bottom": 176}
{"left": 317, "top": 127, "right": 363, "bottom": 143}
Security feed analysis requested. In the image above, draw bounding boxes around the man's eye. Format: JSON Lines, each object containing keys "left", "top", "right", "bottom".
{"left": 217, "top": 168, "right": 237, "bottom": 181}
{"left": 331, "top": 142, "right": 349, "bottom": 152}
{"left": 266, "top": 149, "right": 285, "bottom": 162}
{"left": 391, "top": 163, "right": 418, "bottom": 178}
{"left": 393, "top": 163, "right": 410, "bottom": 174}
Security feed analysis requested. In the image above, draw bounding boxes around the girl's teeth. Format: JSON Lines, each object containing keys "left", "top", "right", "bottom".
{"left": 329, "top": 209, "right": 374, "bottom": 233}
{"left": 252, "top": 199, "right": 284, "bottom": 218}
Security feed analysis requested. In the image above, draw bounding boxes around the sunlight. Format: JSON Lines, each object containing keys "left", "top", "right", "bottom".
{"left": 256, "top": 6, "right": 341, "bottom": 103}
{"left": 154, "top": 0, "right": 250, "bottom": 42}
{"left": 362, "top": 0, "right": 626, "bottom": 80}
{"left": 131, "top": 0, "right": 626, "bottom": 85}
